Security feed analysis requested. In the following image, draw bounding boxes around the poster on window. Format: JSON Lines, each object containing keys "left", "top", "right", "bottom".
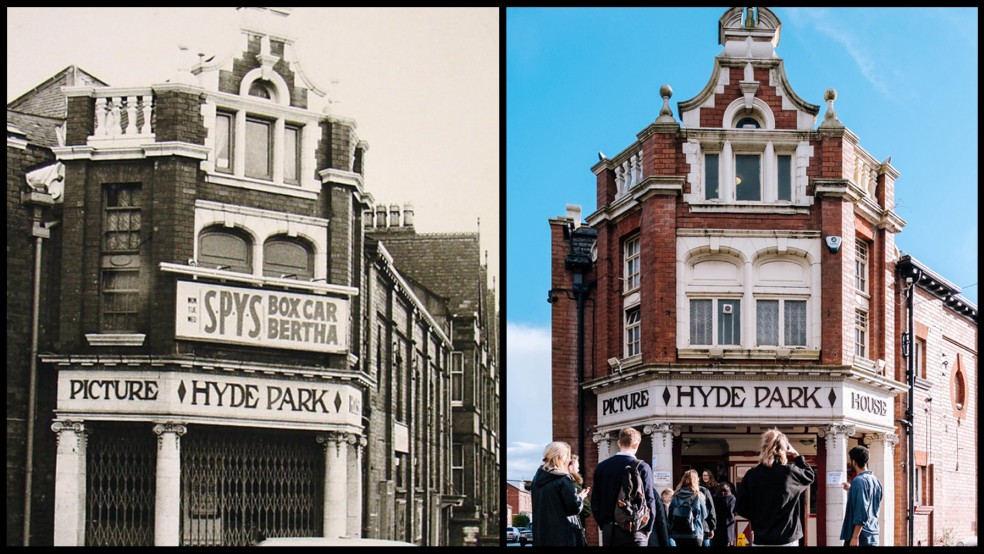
{"left": 175, "top": 281, "right": 349, "bottom": 353}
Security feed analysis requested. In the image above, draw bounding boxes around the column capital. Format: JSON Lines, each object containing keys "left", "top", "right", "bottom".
{"left": 153, "top": 422, "right": 188, "bottom": 437}
{"left": 51, "top": 419, "right": 88, "bottom": 448}
{"left": 317, "top": 431, "right": 361, "bottom": 454}
{"left": 643, "top": 422, "right": 681, "bottom": 437}
{"left": 863, "top": 431, "right": 900, "bottom": 447}
{"left": 592, "top": 431, "right": 615, "bottom": 444}
{"left": 51, "top": 419, "right": 86, "bottom": 435}
{"left": 153, "top": 422, "right": 187, "bottom": 451}
{"left": 817, "top": 423, "right": 856, "bottom": 438}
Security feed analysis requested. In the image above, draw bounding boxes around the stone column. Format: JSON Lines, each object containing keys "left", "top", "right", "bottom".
{"left": 51, "top": 420, "right": 88, "bottom": 546}
{"left": 863, "top": 432, "right": 899, "bottom": 546}
{"left": 644, "top": 422, "right": 680, "bottom": 492}
{"left": 818, "top": 424, "right": 855, "bottom": 546}
{"left": 318, "top": 432, "right": 351, "bottom": 538}
{"left": 592, "top": 431, "right": 615, "bottom": 462}
{"left": 153, "top": 423, "right": 187, "bottom": 546}
{"left": 347, "top": 435, "right": 367, "bottom": 537}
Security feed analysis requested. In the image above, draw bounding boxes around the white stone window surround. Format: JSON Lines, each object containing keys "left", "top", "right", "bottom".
{"left": 624, "top": 234, "right": 641, "bottom": 293}
{"left": 682, "top": 130, "right": 814, "bottom": 213}
{"left": 624, "top": 305, "right": 642, "bottom": 359}
{"left": 677, "top": 231, "right": 822, "bottom": 359}
{"left": 194, "top": 199, "right": 328, "bottom": 283}
{"left": 200, "top": 73, "right": 322, "bottom": 200}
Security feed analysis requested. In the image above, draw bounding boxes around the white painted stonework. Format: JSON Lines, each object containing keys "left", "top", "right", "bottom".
{"left": 676, "top": 231, "right": 822, "bottom": 355}
{"left": 194, "top": 200, "right": 330, "bottom": 282}
{"left": 175, "top": 281, "right": 350, "bottom": 353}
{"left": 596, "top": 377, "right": 894, "bottom": 430}
{"left": 57, "top": 369, "right": 363, "bottom": 430}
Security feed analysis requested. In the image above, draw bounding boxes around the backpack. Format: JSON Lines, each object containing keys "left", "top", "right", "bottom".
{"left": 670, "top": 493, "right": 697, "bottom": 535}
{"left": 613, "top": 460, "right": 651, "bottom": 533}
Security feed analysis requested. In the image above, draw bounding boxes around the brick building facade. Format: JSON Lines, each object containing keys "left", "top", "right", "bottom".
{"left": 368, "top": 221, "right": 501, "bottom": 546}
{"left": 7, "top": 8, "right": 490, "bottom": 547}
{"left": 549, "top": 8, "right": 976, "bottom": 547}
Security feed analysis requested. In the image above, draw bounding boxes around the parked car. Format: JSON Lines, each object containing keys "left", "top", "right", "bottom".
{"left": 519, "top": 525, "right": 533, "bottom": 546}
{"left": 506, "top": 526, "right": 520, "bottom": 542}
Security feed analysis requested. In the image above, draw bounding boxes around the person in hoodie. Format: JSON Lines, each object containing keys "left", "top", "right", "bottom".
{"left": 531, "top": 441, "right": 589, "bottom": 547}
{"left": 735, "top": 429, "right": 815, "bottom": 546}
{"left": 667, "top": 469, "right": 709, "bottom": 547}
{"left": 712, "top": 482, "right": 737, "bottom": 547}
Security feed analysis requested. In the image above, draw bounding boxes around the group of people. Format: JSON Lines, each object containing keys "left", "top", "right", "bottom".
{"left": 529, "top": 427, "right": 883, "bottom": 547}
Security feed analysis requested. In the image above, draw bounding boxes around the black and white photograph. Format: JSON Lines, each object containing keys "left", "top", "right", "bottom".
{"left": 8, "top": 7, "right": 498, "bottom": 547}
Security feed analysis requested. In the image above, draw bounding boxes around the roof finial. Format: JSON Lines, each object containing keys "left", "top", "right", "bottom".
{"left": 819, "top": 87, "right": 843, "bottom": 128}
{"left": 655, "top": 84, "right": 677, "bottom": 124}
{"left": 744, "top": 7, "right": 756, "bottom": 29}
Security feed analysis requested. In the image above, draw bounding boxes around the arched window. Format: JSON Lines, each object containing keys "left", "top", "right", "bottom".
{"left": 248, "top": 80, "right": 276, "bottom": 101}
{"left": 736, "top": 116, "right": 761, "bottom": 129}
{"left": 263, "top": 236, "right": 314, "bottom": 279}
{"left": 199, "top": 227, "right": 253, "bottom": 274}
{"left": 952, "top": 354, "right": 967, "bottom": 414}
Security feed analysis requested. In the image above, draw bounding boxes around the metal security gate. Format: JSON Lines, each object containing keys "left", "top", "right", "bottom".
{"left": 86, "top": 423, "right": 156, "bottom": 546}
{"left": 181, "top": 426, "right": 323, "bottom": 546}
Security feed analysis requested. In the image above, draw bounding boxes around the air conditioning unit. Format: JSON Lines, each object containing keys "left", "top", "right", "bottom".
{"left": 722, "top": 304, "right": 733, "bottom": 314}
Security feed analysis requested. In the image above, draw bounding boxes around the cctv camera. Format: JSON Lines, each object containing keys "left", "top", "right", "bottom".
{"left": 824, "top": 236, "right": 842, "bottom": 254}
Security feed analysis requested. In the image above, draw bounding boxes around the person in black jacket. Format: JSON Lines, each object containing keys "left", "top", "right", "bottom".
{"left": 531, "top": 441, "right": 589, "bottom": 547}
{"left": 592, "top": 427, "right": 668, "bottom": 547}
{"left": 735, "top": 429, "right": 815, "bottom": 546}
{"left": 712, "top": 482, "right": 737, "bottom": 546}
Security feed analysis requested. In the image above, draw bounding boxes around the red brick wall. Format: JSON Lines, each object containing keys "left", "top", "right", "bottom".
{"left": 639, "top": 195, "right": 677, "bottom": 363}
{"left": 698, "top": 67, "right": 800, "bottom": 130}
{"left": 550, "top": 219, "right": 580, "bottom": 451}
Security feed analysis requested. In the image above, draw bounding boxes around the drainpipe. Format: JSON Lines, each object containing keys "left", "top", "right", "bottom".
{"left": 563, "top": 213, "right": 597, "bottom": 467}
{"left": 900, "top": 260, "right": 921, "bottom": 547}
{"left": 905, "top": 268, "right": 919, "bottom": 548}
{"left": 21, "top": 188, "right": 55, "bottom": 546}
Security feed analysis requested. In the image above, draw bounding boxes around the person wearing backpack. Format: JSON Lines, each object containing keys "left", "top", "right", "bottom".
{"left": 531, "top": 441, "right": 590, "bottom": 547}
{"left": 590, "top": 427, "right": 668, "bottom": 546}
{"left": 668, "top": 469, "right": 709, "bottom": 547}
{"left": 735, "top": 429, "right": 815, "bottom": 546}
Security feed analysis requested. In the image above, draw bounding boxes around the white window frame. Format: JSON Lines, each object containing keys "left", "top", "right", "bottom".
{"left": 855, "top": 309, "right": 868, "bottom": 359}
{"left": 625, "top": 307, "right": 641, "bottom": 358}
{"left": 201, "top": 69, "right": 321, "bottom": 199}
{"left": 855, "top": 240, "right": 869, "bottom": 293}
{"left": 755, "top": 297, "right": 808, "bottom": 347}
{"left": 914, "top": 337, "right": 925, "bottom": 379}
{"left": 452, "top": 442, "right": 464, "bottom": 495}
{"left": 677, "top": 234, "right": 822, "bottom": 359}
{"left": 688, "top": 297, "right": 742, "bottom": 346}
{"left": 451, "top": 351, "right": 464, "bottom": 406}
{"left": 687, "top": 136, "right": 807, "bottom": 208}
{"left": 624, "top": 235, "right": 641, "bottom": 292}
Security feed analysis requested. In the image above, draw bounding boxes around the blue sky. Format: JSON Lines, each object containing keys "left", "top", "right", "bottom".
{"left": 505, "top": 7, "right": 978, "bottom": 481}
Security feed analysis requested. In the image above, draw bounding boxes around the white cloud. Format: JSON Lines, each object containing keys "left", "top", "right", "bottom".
{"left": 506, "top": 322, "right": 553, "bottom": 480}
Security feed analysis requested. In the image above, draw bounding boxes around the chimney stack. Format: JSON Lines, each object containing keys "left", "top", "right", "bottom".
{"left": 389, "top": 204, "right": 401, "bottom": 228}
{"left": 403, "top": 203, "right": 414, "bottom": 227}
{"left": 375, "top": 204, "right": 388, "bottom": 228}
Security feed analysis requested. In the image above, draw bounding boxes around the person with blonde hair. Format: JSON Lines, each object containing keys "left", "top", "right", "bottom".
{"left": 531, "top": 441, "right": 589, "bottom": 546}
{"left": 735, "top": 429, "right": 815, "bottom": 546}
{"left": 667, "top": 469, "right": 709, "bottom": 547}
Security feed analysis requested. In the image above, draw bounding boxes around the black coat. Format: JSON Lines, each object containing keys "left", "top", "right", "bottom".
{"left": 531, "top": 466, "right": 583, "bottom": 547}
{"left": 712, "top": 491, "right": 737, "bottom": 545}
{"left": 699, "top": 485, "right": 717, "bottom": 534}
{"left": 735, "top": 456, "right": 815, "bottom": 545}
